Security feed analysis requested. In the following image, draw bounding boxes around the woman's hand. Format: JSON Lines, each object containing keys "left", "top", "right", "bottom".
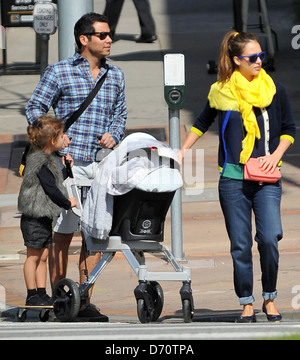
{"left": 258, "top": 138, "right": 293, "bottom": 173}
{"left": 177, "top": 150, "right": 184, "bottom": 166}
{"left": 258, "top": 154, "right": 280, "bottom": 173}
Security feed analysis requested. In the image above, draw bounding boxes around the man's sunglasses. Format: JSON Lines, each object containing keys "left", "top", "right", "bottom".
{"left": 83, "top": 32, "right": 112, "bottom": 40}
{"left": 237, "top": 51, "right": 266, "bottom": 64}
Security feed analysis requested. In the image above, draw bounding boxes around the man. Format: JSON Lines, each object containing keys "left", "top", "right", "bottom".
{"left": 104, "top": 0, "right": 157, "bottom": 42}
{"left": 26, "top": 13, "right": 127, "bottom": 321}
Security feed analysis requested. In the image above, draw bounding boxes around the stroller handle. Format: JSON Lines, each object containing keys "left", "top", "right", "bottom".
{"left": 64, "top": 158, "right": 74, "bottom": 178}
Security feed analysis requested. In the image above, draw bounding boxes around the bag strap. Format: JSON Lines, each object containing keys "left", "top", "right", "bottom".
{"left": 63, "top": 66, "right": 109, "bottom": 133}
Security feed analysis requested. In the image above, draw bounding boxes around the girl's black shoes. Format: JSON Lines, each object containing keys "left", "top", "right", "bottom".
{"left": 25, "top": 294, "right": 47, "bottom": 306}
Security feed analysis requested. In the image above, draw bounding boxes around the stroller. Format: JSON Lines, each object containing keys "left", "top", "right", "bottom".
{"left": 52, "top": 133, "right": 194, "bottom": 323}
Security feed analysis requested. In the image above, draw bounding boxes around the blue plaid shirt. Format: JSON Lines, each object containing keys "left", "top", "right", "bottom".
{"left": 26, "top": 52, "right": 127, "bottom": 161}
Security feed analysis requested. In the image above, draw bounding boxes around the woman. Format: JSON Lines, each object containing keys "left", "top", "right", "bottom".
{"left": 180, "top": 31, "right": 296, "bottom": 322}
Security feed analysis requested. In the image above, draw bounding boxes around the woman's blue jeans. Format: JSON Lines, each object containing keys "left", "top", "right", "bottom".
{"left": 219, "top": 177, "right": 283, "bottom": 305}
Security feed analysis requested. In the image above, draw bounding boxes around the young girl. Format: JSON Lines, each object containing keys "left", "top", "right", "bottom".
{"left": 180, "top": 31, "right": 296, "bottom": 322}
{"left": 18, "top": 116, "right": 77, "bottom": 306}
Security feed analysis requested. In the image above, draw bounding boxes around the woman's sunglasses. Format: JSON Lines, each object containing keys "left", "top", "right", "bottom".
{"left": 237, "top": 51, "right": 266, "bottom": 64}
{"left": 83, "top": 32, "right": 112, "bottom": 40}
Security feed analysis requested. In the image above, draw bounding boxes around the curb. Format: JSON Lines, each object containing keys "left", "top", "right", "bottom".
{"left": 2, "top": 305, "right": 300, "bottom": 323}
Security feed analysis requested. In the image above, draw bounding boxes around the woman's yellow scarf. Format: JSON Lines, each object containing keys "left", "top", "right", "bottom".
{"left": 229, "top": 69, "right": 276, "bottom": 164}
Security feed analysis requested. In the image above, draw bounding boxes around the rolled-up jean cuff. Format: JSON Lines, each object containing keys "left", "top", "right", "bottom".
{"left": 239, "top": 295, "right": 255, "bottom": 305}
{"left": 262, "top": 291, "right": 277, "bottom": 301}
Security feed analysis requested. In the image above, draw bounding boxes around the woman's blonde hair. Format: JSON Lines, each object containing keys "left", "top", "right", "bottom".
{"left": 217, "top": 30, "right": 259, "bottom": 84}
{"left": 27, "top": 116, "right": 64, "bottom": 150}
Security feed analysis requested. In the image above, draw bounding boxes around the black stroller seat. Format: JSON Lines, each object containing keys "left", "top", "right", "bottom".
{"left": 110, "top": 188, "right": 175, "bottom": 242}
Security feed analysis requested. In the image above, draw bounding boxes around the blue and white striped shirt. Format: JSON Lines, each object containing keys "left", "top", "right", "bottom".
{"left": 26, "top": 52, "right": 127, "bottom": 162}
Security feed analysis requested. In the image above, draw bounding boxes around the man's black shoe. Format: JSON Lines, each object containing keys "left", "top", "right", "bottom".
{"left": 77, "top": 304, "right": 109, "bottom": 322}
{"left": 136, "top": 35, "right": 157, "bottom": 43}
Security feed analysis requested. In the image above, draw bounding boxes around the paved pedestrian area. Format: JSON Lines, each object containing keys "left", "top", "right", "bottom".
{"left": 1, "top": 0, "right": 300, "bottom": 323}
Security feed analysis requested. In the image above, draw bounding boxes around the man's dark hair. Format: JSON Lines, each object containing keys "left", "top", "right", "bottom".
{"left": 74, "top": 12, "right": 109, "bottom": 52}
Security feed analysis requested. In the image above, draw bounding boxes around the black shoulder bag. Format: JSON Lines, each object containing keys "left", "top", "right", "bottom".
{"left": 19, "top": 67, "right": 109, "bottom": 177}
{"left": 63, "top": 67, "right": 109, "bottom": 132}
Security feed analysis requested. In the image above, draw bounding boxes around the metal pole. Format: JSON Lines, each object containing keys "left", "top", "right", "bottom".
{"left": 57, "top": 0, "right": 94, "bottom": 60}
{"left": 242, "top": 0, "right": 249, "bottom": 32}
{"left": 169, "top": 109, "right": 184, "bottom": 261}
{"left": 40, "top": 34, "right": 50, "bottom": 76}
{"left": 232, "top": 0, "right": 243, "bottom": 32}
{"left": 35, "top": 34, "right": 41, "bottom": 65}
{"left": 259, "top": 0, "right": 275, "bottom": 57}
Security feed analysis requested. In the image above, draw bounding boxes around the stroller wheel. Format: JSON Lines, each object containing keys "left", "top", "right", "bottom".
{"left": 136, "top": 281, "right": 164, "bottom": 323}
{"left": 53, "top": 278, "right": 81, "bottom": 322}
{"left": 149, "top": 281, "right": 164, "bottom": 322}
{"left": 182, "top": 299, "right": 193, "bottom": 323}
{"left": 137, "top": 298, "right": 152, "bottom": 323}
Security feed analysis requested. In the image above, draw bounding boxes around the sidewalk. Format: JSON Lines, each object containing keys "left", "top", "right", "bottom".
{"left": 1, "top": 0, "right": 300, "bottom": 323}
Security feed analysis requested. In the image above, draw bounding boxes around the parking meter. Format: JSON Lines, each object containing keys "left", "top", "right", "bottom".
{"left": 164, "top": 54, "right": 186, "bottom": 110}
{"left": 163, "top": 54, "right": 185, "bottom": 261}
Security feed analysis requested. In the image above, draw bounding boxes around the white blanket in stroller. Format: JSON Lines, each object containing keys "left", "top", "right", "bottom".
{"left": 80, "top": 133, "right": 182, "bottom": 240}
